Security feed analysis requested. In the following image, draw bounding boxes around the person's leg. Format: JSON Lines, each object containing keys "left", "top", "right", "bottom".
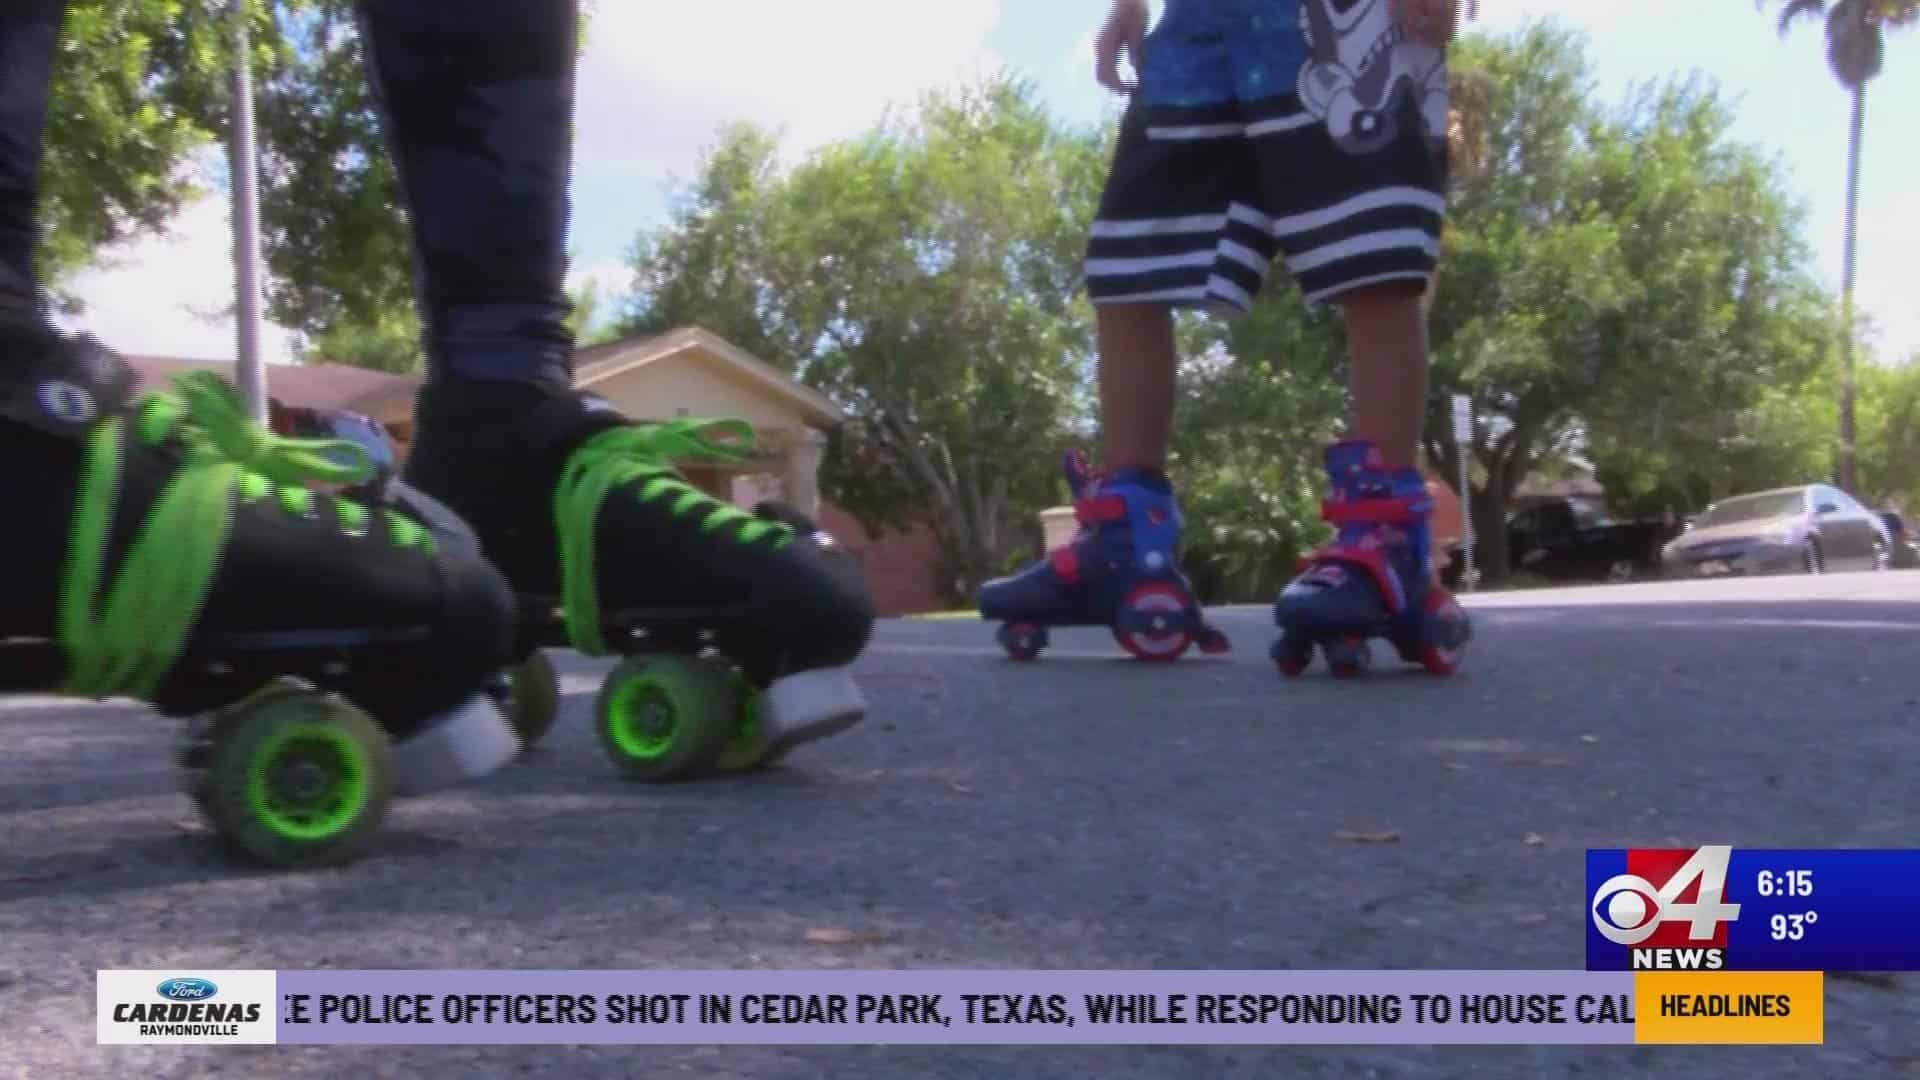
{"left": 1341, "top": 283, "right": 1429, "bottom": 471}
{"left": 352, "top": 0, "right": 577, "bottom": 395}
{"left": 0, "top": 4, "right": 521, "bottom": 857}
{"left": 1261, "top": 10, "right": 1467, "bottom": 673}
{"left": 976, "top": 13, "right": 1256, "bottom": 658}
{"left": 1095, "top": 303, "right": 1177, "bottom": 477}
{"left": 0, "top": 0, "right": 59, "bottom": 322}
{"left": 358, "top": 0, "right": 871, "bottom": 761}
{"left": 1344, "top": 280, "right": 1443, "bottom": 589}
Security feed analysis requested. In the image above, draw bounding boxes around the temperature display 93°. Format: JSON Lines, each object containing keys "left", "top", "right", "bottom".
{"left": 1586, "top": 847, "right": 1920, "bottom": 972}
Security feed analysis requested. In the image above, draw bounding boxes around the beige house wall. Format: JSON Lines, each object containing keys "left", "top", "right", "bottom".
{"left": 591, "top": 350, "right": 805, "bottom": 434}
{"left": 584, "top": 346, "right": 827, "bottom": 518}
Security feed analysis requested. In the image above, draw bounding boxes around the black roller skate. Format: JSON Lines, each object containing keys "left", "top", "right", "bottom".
{"left": 0, "top": 323, "right": 521, "bottom": 869}
{"left": 1272, "top": 440, "right": 1472, "bottom": 678}
{"left": 404, "top": 386, "right": 874, "bottom": 782}
{"left": 976, "top": 450, "right": 1229, "bottom": 662}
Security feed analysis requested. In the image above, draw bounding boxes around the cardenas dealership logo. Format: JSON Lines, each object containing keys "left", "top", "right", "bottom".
{"left": 111, "top": 976, "right": 261, "bottom": 1036}
{"left": 98, "top": 968, "right": 277, "bottom": 1045}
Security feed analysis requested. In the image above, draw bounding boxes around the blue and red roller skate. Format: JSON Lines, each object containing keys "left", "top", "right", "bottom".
{"left": 977, "top": 450, "right": 1229, "bottom": 663}
{"left": 1272, "top": 440, "right": 1472, "bottom": 678}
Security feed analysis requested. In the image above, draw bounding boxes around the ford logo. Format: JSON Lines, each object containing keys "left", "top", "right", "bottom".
{"left": 156, "top": 977, "right": 218, "bottom": 1001}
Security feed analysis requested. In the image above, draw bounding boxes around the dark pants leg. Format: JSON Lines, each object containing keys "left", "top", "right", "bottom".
{"left": 355, "top": 0, "right": 579, "bottom": 390}
{"left": 0, "top": 0, "right": 62, "bottom": 319}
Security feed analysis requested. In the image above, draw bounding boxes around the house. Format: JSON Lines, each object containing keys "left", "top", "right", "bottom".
{"left": 123, "top": 326, "right": 946, "bottom": 617}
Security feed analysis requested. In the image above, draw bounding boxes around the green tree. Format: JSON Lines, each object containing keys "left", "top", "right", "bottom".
{"left": 249, "top": 0, "right": 595, "bottom": 365}
{"left": 1430, "top": 23, "right": 1833, "bottom": 581}
{"left": 1170, "top": 324, "right": 1347, "bottom": 603}
{"left": 251, "top": 0, "right": 414, "bottom": 348}
{"left": 38, "top": 1, "right": 240, "bottom": 309}
{"left": 1762, "top": 0, "right": 1920, "bottom": 494}
{"left": 1856, "top": 351, "right": 1920, "bottom": 510}
{"left": 620, "top": 78, "right": 1106, "bottom": 602}
{"left": 615, "top": 123, "right": 797, "bottom": 363}
{"left": 293, "top": 304, "right": 419, "bottom": 373}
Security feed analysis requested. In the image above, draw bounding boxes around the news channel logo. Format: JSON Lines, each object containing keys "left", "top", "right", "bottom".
{"left": 1589, "top": 846, "right": 1742, "bottom": 970}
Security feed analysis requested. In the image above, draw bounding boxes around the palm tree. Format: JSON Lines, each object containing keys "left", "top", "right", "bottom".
{"left": 1764, "top": 0, "right": 1919, "bottom": 494}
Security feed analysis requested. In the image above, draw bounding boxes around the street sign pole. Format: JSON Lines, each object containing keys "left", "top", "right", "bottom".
{"left": 228, "top": 0, "right": 268, "bottom": 426}
{"left": 1451, "top": 394, "right": 1475, "bottom": 592}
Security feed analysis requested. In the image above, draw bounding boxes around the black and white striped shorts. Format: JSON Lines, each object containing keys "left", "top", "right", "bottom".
{"left": 1084, "top": 92, "right": 1448, "bottom": 314}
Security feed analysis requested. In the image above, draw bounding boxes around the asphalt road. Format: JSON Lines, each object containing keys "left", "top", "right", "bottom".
{"left": 4, "top": 572, "right": 1919, "bottom": 1078}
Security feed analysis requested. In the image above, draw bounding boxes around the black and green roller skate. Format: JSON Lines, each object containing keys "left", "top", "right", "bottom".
{"left": 407, "top": 385, "right": 875, "bottom": 782}
{"left": 0, "top": 323, "right": 521, "bottom": 869}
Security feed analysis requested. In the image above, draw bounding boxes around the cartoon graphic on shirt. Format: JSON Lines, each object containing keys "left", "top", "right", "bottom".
{"left": 1296, "top": 0, "right": 1448, "bottom": 155}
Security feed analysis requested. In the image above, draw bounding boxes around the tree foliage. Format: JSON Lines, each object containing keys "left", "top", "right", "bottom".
{"left": 251, "top": 0, "right": 415, "bottom": 350}
{"left": 1856, "top": 352, "right": 1920, "bottom": 509}
{"left": 38, "top": 0, "right": 242, "bottom": 309}
{"left": 619, "top": 77, "right": 1108, "bottom": 602}
{"left": 1428, "top": 23, "right": 1837, "bottom": 579}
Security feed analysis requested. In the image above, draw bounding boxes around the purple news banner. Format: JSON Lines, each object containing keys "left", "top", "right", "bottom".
{"left": 272, "top": 970, "right": 1639, "bottom": 1045}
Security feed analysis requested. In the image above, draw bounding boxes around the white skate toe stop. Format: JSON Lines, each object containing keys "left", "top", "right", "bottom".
{"left": 390, "top": 694, "right": 521, "bottom": 797}
{"left": 760, "top": 667, "right": 866, "bottom": 757}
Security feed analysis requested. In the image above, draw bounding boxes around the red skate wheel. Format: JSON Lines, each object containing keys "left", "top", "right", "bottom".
{"left": 1113, "top": 581, "right": 1194, "bottom": 663}
{"left": 1325, "top": 636, "right": 1372, "bottom": 679}
{"left": 998, "top": 621, "right": 1045, "bottom": 662}
{"left": 1417, "top": 590, "right": 1470, "bottom": 676}
{"left": 1272, "top": 628, "right": 1313, "bottom": 677}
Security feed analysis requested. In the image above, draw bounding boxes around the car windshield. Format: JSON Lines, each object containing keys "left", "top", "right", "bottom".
{"left": 1696, "top": 491, "right": 1805, "bottom": 528}
{"left": 1566, "top": 498, "right": 1611, "bottom": 529}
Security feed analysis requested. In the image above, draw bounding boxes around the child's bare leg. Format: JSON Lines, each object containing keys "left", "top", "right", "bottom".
{"left": 1340, "top": 282, "right": 1430, "bottom": 471}
{"left": 1097, "top": 302, "right": 1178, "bottom": 475}
{"left": 1340, "top": 282, "right": 1441, "bottom": 586}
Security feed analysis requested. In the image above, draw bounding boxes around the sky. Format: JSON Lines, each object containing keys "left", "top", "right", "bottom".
{"left": 56, "top": 0, "right": 1920, "bottom": 367}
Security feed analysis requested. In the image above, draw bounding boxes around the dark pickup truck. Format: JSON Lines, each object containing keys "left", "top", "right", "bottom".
{"left": 1506, "top": 495, "right": 1673, "bottom": 584}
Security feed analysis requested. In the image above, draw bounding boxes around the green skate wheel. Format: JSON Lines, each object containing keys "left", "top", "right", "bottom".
{"left": 505, "top": 650, "right": 560, "bottom": 749}
{"left": 714, "top": 682, "right": 774, "bottom": 773}
{"left": 196, "top": 685, "right": 393, "bottom": 869}
{"left": 594, "top": 654, "right": 739, "bottom": 782}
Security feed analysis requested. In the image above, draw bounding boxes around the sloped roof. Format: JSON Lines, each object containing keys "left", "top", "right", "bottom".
{"left": 123, "top": 354, "right": 421, "bottom": 419}
{"left": 342, "top": 326, "right": 841, "bottom": 430}
{"left": 125, "top": 327, "right": 842, "bottom": 432}
{"left": 572, "top": 326, "right": 841, "bottom": 429}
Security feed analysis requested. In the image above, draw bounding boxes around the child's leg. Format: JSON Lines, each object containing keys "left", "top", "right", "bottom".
{"left": 1096, "top": 302, "right": 1177, "bottom": 476}
{"left": 1341, "top": 281, "right": 1431, "bottom": 472}
{"left": 1256, "top": 11, "right": 1466, "bottom": 672}
{"left": 1342, "top": 281, "right": 1442, "bottom": 586}
{"left": 975, "top": 12, "right": 1256, "bottom": 657}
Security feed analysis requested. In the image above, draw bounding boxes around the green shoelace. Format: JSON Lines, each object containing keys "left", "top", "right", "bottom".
{"left": 553, "top": 417, "right": 794, "bottom": 655}
{"left": 57, "top": 372, "right": 432, "bottom": 700}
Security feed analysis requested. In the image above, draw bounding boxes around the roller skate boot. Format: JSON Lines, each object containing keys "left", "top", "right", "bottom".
{"left": 1271, "top": 440, "right": 1471, "bottom": 678}
{"left": 405, "top": 381, "right": 874, "bottom": 782}
{"left": 0, "top": 322, "right": 520, "bottom": 869}
{"left": 976, "top": 449, "right": 1229, "bottom": 662}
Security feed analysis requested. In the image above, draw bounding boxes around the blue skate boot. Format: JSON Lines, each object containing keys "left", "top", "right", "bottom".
{"left": 1272, "top": 440, "right": 1472, "bottom": 678}
{"left": 976, "top": 449, "right": 1229, "bottom": 662}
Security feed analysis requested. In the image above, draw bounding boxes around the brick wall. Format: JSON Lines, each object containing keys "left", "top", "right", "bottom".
{"left": 817, "top": 502, "right": 946, "bottom": 617}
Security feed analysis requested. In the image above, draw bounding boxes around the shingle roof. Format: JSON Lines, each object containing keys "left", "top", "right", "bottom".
{"left": 123, "top": 354, "right": 422, "bottom": 420}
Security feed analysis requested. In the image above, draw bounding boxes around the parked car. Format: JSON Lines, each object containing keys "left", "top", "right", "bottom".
{"left": 1661, "top": 484, "right": 1890, "bottom": 578}
{"left": 267, "top": 401, "right": 399, "bottom": 502}
{"left": 1505, "top": 495, "right": 1669, "bottom": 583}
{"left": 1876, "top": 510, "right": 1920, "bottom": 569}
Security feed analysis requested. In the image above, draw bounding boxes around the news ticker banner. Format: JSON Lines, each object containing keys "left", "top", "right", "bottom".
{"left": 98, "top": 969, "right": 1823, "bottom": 1047}
{"left": 1587, "top": 846, "right": 1920, "bottom": 972}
